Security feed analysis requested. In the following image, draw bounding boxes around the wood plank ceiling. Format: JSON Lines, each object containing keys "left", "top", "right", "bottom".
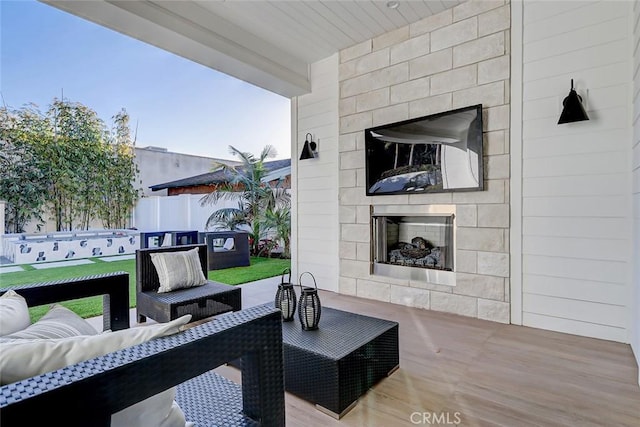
{"left": 193, "top": 0, "right": 466, "bottom": 63}
{"left": 43, "top": 0, "right": 466, "bottom": 97}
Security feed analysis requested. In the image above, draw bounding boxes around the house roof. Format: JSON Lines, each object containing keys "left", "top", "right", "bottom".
{"left": 149, "top": 158, "right": 291, "bottom": 191}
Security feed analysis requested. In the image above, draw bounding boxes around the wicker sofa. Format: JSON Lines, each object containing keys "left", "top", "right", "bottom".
{"left": 0, "top": 273, "right": 285, "bottom": 426}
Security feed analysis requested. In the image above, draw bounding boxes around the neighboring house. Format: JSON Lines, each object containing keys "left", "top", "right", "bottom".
{"left": 46, "top": 0, "right": 640, "bottom": 382}
{"left": 135, "top": 146, "right": 240, "bottom": 197}
{"left": 149, "top": 158, "right": 291, "bottom": 195}
{"left": 133, "top": 158, "right": 290, "bottom": 232}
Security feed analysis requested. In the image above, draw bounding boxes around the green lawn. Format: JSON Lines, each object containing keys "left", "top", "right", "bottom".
{"left": 0, "top": 256, "right": 290, "bottom": 321}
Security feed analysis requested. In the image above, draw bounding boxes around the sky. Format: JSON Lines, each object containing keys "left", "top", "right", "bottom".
{"left": 0, "top": 0, "right": 291, "bottom": 160}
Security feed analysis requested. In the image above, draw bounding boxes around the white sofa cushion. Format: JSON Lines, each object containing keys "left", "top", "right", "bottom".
{"left": 0, "top": 314, "right": 191, "bottom": 385}
{"left": 2, "top": 303, "right": 98, "bottom": 339}
{"left": 0, "top": 314, "right": 193, "bottom": 427}
{"left": 0, "top": 290, "right": 31, "bottom": 336}
{"left": 112, "top": 388, "right": 193, "bottom": 427}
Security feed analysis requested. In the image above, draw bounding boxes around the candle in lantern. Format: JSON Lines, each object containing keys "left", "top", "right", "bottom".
{"left": 305, "top": 304, "right": 315, "bottom": 326}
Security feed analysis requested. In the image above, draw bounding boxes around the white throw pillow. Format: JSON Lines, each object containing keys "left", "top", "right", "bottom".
{"left": 0, "top": 290, "right": 31, "bottom": 336}
{"left": 2, "top": 303, "right": 98, "bottom": 339}
{"left": 150, "top": 248, "right": 207, "bottom": 293}
{"left": 0, "top": 314, "right": 193, "bottom": 427}
{"left": 0, "top": 314, "right": 191, "bottom": 385}
{"left": 222, "top": 238, "right": 235, "bottom": 251}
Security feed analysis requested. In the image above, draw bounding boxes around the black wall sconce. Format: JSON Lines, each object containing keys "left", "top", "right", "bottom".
{"left": 299, "top": 133, "right": 318, "bottom": 160}
{"left": 558, "top": 79, "right": 589, "bottom": 125}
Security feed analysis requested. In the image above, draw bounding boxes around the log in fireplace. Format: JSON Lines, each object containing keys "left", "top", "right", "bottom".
{"left": 371, "top": 206, "right": 455, "bottom": 286}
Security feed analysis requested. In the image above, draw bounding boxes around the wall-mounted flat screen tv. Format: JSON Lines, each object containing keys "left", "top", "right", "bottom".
{"left": 365, "top": 104, "right": 484, "bottom": 196}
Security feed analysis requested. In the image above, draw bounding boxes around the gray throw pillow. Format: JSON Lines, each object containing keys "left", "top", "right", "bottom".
{"left": 150, "top": 248, "right": 207, "bottom": 293}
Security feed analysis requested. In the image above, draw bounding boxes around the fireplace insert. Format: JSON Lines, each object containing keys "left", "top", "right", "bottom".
{"left": 371, "top": 210, "right": 455, "bottom": 285}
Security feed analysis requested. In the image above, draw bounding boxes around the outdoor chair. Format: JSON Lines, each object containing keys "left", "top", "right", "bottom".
{"left": 139, "top": 230, "right": 199, "bottom": 249}
{"left": 136, "top": 243, "right": 242, "bottom": 323}
{"left": 0, "top": 275, "right": 285, "bottom": 426}
{"left": 198, "top": 231, "right": 251, "bottom": 270}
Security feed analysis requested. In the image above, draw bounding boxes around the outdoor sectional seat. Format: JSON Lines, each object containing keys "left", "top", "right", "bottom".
{"left": 0, "top": 273, "right": 285, "bottom": 426}
{"left": 198, "top": 231, "right": 251, "bottom": 270}
{"left": 136, "top": 243, "right": 242, "bottom": 324}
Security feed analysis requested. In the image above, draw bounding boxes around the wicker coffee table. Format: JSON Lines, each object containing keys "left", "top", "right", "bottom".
{"left": 262, "top": 303, "right": 399, "bottom": 419}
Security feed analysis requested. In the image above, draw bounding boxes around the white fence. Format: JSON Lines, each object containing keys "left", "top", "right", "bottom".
{"left": 0, "top": 201, "right": 5, "bottom": 236}
{"left": 0, "top": 194, "right": 283, "bottom": 261}
{"left": 133, "top": 194, "right": 242, "bottom": 232}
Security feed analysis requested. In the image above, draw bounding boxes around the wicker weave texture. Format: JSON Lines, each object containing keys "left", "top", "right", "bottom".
{"left": 0, "top": 305, "right": 285, "bottom": 426}
{"left": 136, "top": 244, "right": 241, "bottom": 323}
{"left": 256, "top": 303, "right": 399, "bottom": 417}
{"left": 0, "top": 272, "right": 130, "bottom": 331}
{"left": 198, "top": 232, "right": 250, "bottom": 270}
{"left": 176, "top": 371, "right": 259, "bottom": 426}
{"left": 140, "top": 231, "right": 199, "bottom": 248}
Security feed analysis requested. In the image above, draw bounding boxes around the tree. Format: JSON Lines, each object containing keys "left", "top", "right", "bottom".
{"left": 43, "top": 98, "right": 108, "bottom": 230}
{"left": 0, "top": 98, "right": 140, "bottom": 232}
{"left": 0, "top": 105, "right": 49, "bottom": 233}
{"left": 200, "top": 145, "right": 289, "bottom": 256}
{"left": 98, "top": 109, "right": 141, "bottom": 229}
{"left": 207, "top": 201, "right": 248, "bottom": 231}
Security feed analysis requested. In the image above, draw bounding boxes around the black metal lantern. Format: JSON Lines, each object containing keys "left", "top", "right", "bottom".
{"left": 297, "top": 272, "right": 321, "bottom": 331}
{"left": 275, "top": 268, "right": 296, "bottom": 321}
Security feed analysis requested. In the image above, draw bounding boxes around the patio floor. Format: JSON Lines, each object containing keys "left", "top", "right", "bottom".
{"left": 91, "top": 277, "right": 640, "bottom": 426}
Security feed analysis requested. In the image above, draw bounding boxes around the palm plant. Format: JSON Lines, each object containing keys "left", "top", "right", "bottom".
{"left": 200, "top": 145, "right": 288, "bottom": 256}
{"left": 264, "top": 189, "right": 291, "bottom": 258}
{"left": 206, "top": 202, "right": 248, "bottom": 232}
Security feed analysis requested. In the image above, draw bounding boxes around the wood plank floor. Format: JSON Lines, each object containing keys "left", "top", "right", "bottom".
{"left": 102, "top": 278, "right": 640, "bottom": 426}
{"left": 227, "top": 280, "right": 640, "bottom": 426}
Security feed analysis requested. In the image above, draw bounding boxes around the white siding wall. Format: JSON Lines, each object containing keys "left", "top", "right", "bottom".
{"left": 520, "top": 0, "right": 633, "bottom": 342}
{"left": 632, "top": 0, "right": 640, "bottom": 381}
{"left": 291, "top": 55, "right": 340, "bottom": 291}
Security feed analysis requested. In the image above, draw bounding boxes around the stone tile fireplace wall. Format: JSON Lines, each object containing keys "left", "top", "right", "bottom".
{"left": 337, "top": 0, "right": 511, "bottom": 323}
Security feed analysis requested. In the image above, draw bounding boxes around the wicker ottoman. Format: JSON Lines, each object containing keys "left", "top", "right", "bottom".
{"left": 260, "top": 303, "right": 399, "bottom": 419}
